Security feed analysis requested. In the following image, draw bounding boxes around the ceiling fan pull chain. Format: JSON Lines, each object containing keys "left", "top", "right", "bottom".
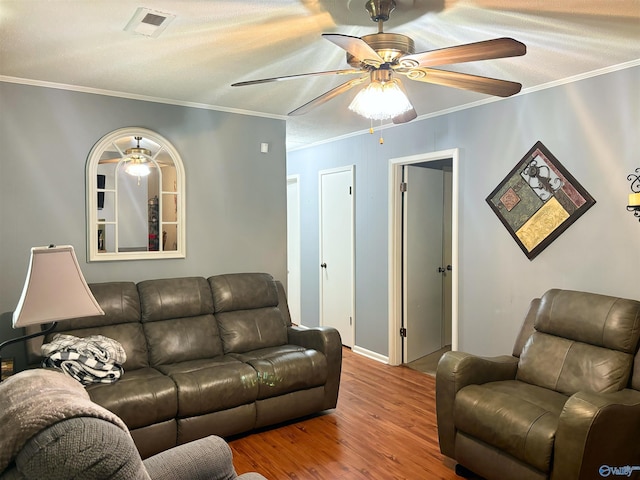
{"left": 379, "top": 120, "right": 384, "bottom": 145}
{"left": 369, "top": 118, "right": 374, "bottom": 135}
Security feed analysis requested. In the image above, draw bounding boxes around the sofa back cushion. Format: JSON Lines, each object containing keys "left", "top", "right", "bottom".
{"left": 210, "top": 273, "right": 279, "bottom": 312}
{"left": 209, "top": 273, "right": 288, "bottom": 354}
{"left": 535, "top": 289, "right": 640, "bottom": 353}
{"left": 138, "top": 277, "right": 223, "bottom": 365}
{"left": 46, "top": 282, "right": 149, "bottom": 370}
{"left": 517, "top": 332, "right": 633, "bottom": 395}
{"left": 138, "top": 277, "right": 214, "bottom": 322}
{"left": 517, "top": 289, "right": 640, "bottom": 395}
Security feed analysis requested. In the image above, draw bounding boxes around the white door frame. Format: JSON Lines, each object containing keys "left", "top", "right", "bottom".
{"left": 286, "top": 174, "right": 301, "bottom": 326}
{"left": 388, "top": 149, "right": 459, "bottom": 366}
{"left": 319, "top": 165, "right": 356, "bottom": 346}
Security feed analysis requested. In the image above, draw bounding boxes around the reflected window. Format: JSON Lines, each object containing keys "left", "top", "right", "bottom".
{"left": 86, "top": 128, "right": 185, "bottom": 261}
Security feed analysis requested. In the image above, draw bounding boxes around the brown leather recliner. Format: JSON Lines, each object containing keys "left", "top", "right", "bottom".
{"left": 436, "top": 289, "right": 640, "bottom": 480}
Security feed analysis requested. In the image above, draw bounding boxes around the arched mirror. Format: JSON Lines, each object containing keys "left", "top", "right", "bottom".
{"left": 86, "top": 127, "right": 185, "bottom": 261}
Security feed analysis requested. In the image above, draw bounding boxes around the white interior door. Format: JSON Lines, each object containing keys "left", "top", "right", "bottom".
{"left": 403, "top": 165, "right": 444, "bottom": 363}
{"left": 286, "top": 175, "right": 301, "bottom": 326}
{"left": 319, "top": 166, "right": 354, "bottom": 347}
{"left": 442, "top": 169, "right": 453, "bottom": 346}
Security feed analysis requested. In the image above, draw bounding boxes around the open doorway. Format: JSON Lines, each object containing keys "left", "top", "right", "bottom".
{"left": 388, "top": 149, "right": 459, "bottom": 366}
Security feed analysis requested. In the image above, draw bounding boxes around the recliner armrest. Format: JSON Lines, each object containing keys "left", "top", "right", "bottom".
{"left": 144, "top": 435, "right": 267, "bottom": 480}
{"left": 552, "top": 389, "right": 640, "bottom": 480}
{"left": 436, "top": 352, "right": 519, "bottom": 457}
{"left": 287, "top": 326, "right": 342, "bottom": 410}
{"left": 437, "top": 352, "right": 519, "bottom": 387}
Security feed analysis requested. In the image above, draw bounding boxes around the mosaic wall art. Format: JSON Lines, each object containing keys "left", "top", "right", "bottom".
{"left": 486, "top": 141, "right": 595, "bottom": 260}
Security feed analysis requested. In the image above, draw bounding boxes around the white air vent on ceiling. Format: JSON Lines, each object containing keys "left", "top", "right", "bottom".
{"left": 124, "top": 7, "right": 175, "bottom": 38}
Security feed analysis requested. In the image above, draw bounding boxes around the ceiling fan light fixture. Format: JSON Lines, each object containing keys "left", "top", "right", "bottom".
{"left": 124, "top": 158, "right": 151, "bottom": 177}
{"left": 124, "top": 136, "right": 152, "bottom": 178}
{"left": 348, "top": 78, "right": 412, "bottom": 121}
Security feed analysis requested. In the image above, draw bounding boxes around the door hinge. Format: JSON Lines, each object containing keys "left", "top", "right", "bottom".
{"left": 349, "top": 186, "right": 352, "bottom": 195}
{"left": 400, "top": 327, "right": 407, "bottom": 337}
{"left": 400, "top": 182, "right": 407, "bottom": 192}
{"left": 350, "top": 316, "right": 353, "bottom": 326}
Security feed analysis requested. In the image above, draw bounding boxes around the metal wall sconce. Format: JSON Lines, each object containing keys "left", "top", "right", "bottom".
{"left": 627, "top": 168, "right": 640, "bottom": 222}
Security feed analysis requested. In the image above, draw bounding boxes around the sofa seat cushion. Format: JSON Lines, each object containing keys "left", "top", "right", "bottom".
{"left": 157, "top": 357, "right": 259, "bottom": 417}
{"left": 232, "top": 345, "right": 328, "bottom": 399}
{"left": 454, "top": 380, "right": 568, "bottom": 473}
{"left": 86, "top": 368, "right": 177, "bottom": 430}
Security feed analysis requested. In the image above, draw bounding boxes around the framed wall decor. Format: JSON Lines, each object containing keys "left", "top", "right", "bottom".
{"left": 486, "top": 141, "right": 595, "bottom": 260}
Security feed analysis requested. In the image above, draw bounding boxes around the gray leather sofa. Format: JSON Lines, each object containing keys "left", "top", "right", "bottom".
{"left": 35, "top": 272, "right": 342, "bottom": 459}
{"left": 436, "top": 289, "right": 640, "bottom": 480}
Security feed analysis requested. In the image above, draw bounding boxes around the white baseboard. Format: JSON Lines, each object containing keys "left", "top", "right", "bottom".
{"left": 352, "top": 345, "right": 389, "bottom": 364}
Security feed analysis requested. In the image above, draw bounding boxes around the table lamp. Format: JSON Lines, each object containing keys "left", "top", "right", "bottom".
{"left": 0, "top": 245, "right": 105, "bottom": 381}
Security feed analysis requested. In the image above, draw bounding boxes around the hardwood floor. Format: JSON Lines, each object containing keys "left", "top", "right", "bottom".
{"left": 406, "top": 346, "right": 452, "bottom": 376}
{"left": 229, "top": 347, "right": 462, "bottom": 479}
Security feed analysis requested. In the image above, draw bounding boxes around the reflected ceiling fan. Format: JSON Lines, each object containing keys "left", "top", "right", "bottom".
{"left": 231, "top": 0, "right": 526, "bottom": 124}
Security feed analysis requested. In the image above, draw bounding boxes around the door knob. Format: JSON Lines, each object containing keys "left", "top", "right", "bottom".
{"left": 438, "top": 267, "right": 446, "bottom": 273}
{"left": 320, "top": 263, "right": 327, "bottom": 268}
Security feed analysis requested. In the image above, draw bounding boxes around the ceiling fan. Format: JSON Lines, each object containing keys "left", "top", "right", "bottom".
{"left": 231, "top": 0, "right": 526, "bottom": 124}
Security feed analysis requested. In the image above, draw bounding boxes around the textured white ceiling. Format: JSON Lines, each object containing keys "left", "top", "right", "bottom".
{"left": 1, "top": 0, "right": 639, "bottom": 150}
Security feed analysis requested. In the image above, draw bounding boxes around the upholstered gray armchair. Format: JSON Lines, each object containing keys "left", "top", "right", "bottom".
{"left": 0, "top": 369, "right": 267, "bottom": 480}
{"left": 436, "top": 289, "right": 640, "bottom": 480}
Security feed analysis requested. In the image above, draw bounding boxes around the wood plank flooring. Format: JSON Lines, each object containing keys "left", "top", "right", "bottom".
{"left": 406, "top": 346, "right": 452, "bottom": 376}
{"left": 229, "top": 347, "right": 461, "bottom": 479}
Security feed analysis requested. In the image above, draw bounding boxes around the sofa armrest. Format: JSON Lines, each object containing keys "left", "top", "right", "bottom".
{"left": 435, "top": 352, "right": 519, "bottom": 457}
{"left": 144, "top": 435, "right": 267, "bottom": 480}
{"left": 552, "top": 389, "right": 640, "bottom": 480}
{"left": 288, "top": 326, "right": 342, "bottom": 409}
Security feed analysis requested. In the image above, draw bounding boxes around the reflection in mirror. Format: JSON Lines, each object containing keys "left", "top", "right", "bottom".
{"left": 86, "top": 128, "right": 185, "bottom": 261}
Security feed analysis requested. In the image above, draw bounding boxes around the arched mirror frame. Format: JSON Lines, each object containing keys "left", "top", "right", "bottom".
{"left": 86, "top": 127, "right": 186, "bottom": 261}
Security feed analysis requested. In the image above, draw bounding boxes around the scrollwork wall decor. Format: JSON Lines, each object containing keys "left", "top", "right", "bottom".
{"left": 627, "top": 167, "right": 640, "bottom": 222}
{"left": 486, "top": 141, "right": 596, "bottom": 260}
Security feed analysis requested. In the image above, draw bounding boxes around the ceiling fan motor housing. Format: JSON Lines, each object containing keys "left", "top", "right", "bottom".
{"left": 365, "top": 0, "right": 396, "bottom": 22}
{"left": 347, "top": 33, "right": 415, "bottom": 67}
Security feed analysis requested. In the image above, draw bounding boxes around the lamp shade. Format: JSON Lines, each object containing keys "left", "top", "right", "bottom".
{"left": 12, "top": 245, "right": 104, "bottom": 328}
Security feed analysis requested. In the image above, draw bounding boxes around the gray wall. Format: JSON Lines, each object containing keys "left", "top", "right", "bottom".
{"left": 0, "top": 82, "right": 287, "bottom": 370}
{"left": 287, "top": 66, "right": 639, "bottom": 358}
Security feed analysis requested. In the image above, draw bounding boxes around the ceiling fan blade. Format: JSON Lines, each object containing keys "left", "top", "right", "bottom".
{"left": 399, "top": 38, "right": 526, "bottom": 68}
{"left": 391, "top": 79, "right": 417, "bottom": 124}
{"left": 322, "top": 33, "right": 385, "bottom": 67}
{"left": 407, "top": 68, "right": 522, "bottom": 97}
{"left": 231, "top": 69, "right": 363, "bottom": 87}
{"left": 289, "top": 75, "right": 368, "bottom": 116}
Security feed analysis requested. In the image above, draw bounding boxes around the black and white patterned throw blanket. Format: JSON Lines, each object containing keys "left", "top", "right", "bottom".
{"left": 41, "top": 334, "right": 127, "bottom": 385}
